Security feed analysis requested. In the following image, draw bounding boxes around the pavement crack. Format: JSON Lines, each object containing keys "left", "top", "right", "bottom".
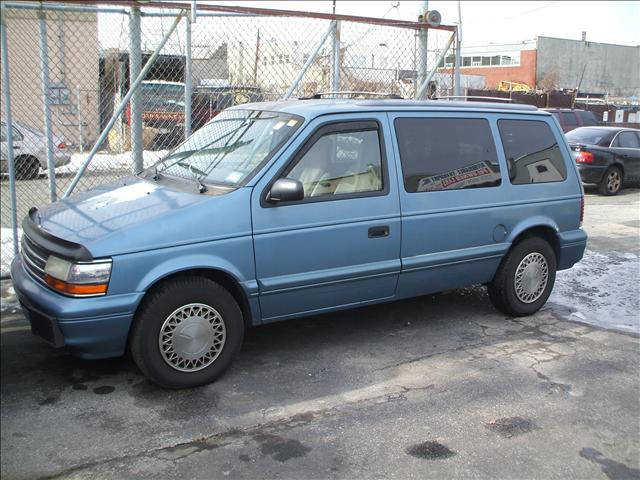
{"left": 529, "top": 360, "right": 572, "bottom": 394}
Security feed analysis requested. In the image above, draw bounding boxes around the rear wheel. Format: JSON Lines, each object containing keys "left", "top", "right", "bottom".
{"left": 488, "top": 237, "right": 557, "bottom": 316}
{"left": 130, "top": 276, "right": 244, "bottom": 388}
{"left": 15, "top": 156, "right": 40, "bottom": 180}
{"left": 598, "top": 166, "right": 623, "bottom": 196}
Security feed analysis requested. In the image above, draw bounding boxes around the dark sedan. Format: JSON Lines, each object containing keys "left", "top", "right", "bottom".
{"left": 566, "top": 126, "right": 640, "bottom": 195}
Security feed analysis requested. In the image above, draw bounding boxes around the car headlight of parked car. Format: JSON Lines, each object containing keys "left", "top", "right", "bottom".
{"left": 44, "top": 256, "right": 112, "bottom": 296}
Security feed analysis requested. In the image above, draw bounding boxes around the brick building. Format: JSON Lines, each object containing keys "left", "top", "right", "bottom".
{"left": 440, "top": 36, "right": 639, "bottom": 98}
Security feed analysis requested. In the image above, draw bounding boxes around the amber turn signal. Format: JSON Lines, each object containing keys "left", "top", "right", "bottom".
{"left": 44, "top": 274, "right": 108, "bottom": 296}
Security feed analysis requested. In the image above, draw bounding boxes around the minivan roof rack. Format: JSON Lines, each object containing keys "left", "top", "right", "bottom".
{"left": 300, "top": 91, "right": 404, "bottom": 100}
{"left": 437, "top": 95, "right": 513, "bottom": 103}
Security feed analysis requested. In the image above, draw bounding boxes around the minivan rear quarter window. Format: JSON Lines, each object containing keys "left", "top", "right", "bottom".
{"left": 394, "top": 118, "right": 501, "bottom": 192}
{"left": 498, "top": 119, "right": 567, "bottom": 184}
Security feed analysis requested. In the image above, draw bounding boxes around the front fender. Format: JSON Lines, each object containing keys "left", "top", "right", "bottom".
{"left": 108, "top": 236, "right": 257, "bottom": 296}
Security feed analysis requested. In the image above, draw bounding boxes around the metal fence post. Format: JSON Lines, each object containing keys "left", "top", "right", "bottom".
{"left": 416, "top": 32, "right": 455, "bottom": 99}
{"left": 330, "top": 20, "right": 341, "bottom": 93}
{"left": 64, "top": 12, "right": 184, "bottom": 198}
{"left": 129, "top": 6, "right": 143, "bottom": 174}
{"left": 37, "top": 10, "right": 57, "bottom": 202}
{"left": 184, "top": 14, "right": 192, "bottom": 138}
{"left": 415, "top": 0, "right": 429, "bottom": 99}
{"left": 1, "top": 2, "right": 19, "bottom": 257}
{"left": 453, "top": 27, "right": 461, "bottom": 97}
{"left": 191, "top": 0, "right": 197, "bottom": 23}
{"left": 76, "top": 84, "right": 84, "bottom": 152}
{"left": 453, "top": 1, "right": 462, "bottom": 97}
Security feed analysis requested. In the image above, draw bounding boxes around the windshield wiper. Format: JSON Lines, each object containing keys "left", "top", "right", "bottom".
{"left": 177, "top": 161, "right": 208, "bottom": 193}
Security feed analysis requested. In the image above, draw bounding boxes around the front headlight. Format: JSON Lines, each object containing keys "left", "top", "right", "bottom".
{"left": 44, "top": 255, "right": 112, "bottom": 296}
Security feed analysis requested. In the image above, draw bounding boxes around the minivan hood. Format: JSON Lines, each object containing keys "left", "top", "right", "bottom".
{"left": 32, "top": 176, "right": 252, "bottom": 258}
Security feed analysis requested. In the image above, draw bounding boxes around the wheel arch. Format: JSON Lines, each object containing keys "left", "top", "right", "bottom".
{"left": 506, "top": 222, "right": 560, "bottom": 262}
{"left": 609, "top": 161, "right": 625, "bottom": 177}
{"left": 133, "top": 267, "right": 255, "bottom": 331}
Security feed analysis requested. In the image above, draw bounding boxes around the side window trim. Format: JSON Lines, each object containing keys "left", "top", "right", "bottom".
{"left": 260, "top": 119, "right": 390, "bottom": 208}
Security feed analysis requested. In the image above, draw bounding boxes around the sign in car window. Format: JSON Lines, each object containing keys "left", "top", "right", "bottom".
{"left": 417, "top": 160, "right": 501, "bottom": 192}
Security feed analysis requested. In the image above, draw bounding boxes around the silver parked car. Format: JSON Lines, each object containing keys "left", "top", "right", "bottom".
{"left": 1, "top": 121, "right": 71, "bottom": 179}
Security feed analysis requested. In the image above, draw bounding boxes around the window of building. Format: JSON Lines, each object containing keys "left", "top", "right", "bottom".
{"left": 394, "top": 118, "right": 501, "bottom": 192}
{"left": 498, "top": 120, "right": 567, "bottom": 184}
{"left": 447, "top": 53, "right": 521, "bottom": 68}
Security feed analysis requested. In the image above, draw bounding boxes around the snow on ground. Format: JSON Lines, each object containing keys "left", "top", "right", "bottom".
{"left": 55, "top": 149, "right": 167, "bottom": 175}
{"left": 1, "top": 227, "right": 22, "bottom": 278}
{"left": 551, "top": 249, "right": 640, "bottom": 334}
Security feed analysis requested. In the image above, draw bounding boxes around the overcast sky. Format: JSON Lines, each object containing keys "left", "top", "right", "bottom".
{"left": 215, "top": 1, "right": 640, "bottom": 47}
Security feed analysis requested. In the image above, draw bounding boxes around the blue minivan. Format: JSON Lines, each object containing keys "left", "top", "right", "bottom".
{"left": 11, "top": 100, "right": 587, "bottom": 388}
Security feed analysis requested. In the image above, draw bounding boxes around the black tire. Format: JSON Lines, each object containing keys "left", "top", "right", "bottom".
{"left": 598, "top": 166, "right": 623, "bottom": 196}
{"left": 15, "top": 156, "right": 40, "bottom": 180}
{"left": 488, "top": 237, "right": 557, "bottom": 317}
{"left": 130, "top": 276, "right": 244, "bottom": 389}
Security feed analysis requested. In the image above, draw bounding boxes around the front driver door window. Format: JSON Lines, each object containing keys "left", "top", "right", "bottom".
{"left": 285, "top": 128, "right": 383, "bottom": 199}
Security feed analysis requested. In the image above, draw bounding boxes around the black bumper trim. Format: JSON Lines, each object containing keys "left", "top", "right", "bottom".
{"left": 17, "top": 294, "right": 66, "bottom": 349}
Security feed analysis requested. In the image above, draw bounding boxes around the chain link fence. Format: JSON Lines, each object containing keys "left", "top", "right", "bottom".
{"left": 1, "top": 1, "right": 457, "bottom": 276}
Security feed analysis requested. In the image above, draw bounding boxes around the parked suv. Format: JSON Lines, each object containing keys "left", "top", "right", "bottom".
{"left": 12, "top": 100, "right": 587, "bottom": 388}
{"left": 543, "top": 108, "right": 598, "bottom": 133}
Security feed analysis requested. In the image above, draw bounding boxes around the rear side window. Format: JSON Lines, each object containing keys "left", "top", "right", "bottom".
{"left": 578, "top": 111, "right": 598, "bottom": 126}
{"left": 615, "top": 131, "right": 640, "bottom": 149}
{"left": 498, "top": 120, "right": 567, "bottom": 184}
{"left": 561, "top": 112, "right": 578, "bottom": 127}
{"left": 394, "top": 118, "right": 501, "bottom": 192}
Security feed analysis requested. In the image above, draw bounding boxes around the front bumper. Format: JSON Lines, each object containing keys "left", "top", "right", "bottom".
{"left": 11, "top": 256, "right": 144, "bottom": 359}
{"left": 577, "top": 164, "right": 607, "bottom": 185}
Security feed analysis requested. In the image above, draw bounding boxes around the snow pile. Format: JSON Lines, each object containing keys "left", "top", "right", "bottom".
{"left": 551, "top": 250, "right": 640, "bottom": 334}
{"left": 55, "top": 150, "right": 167, "bottom": 175}
{"left": 1, "top": 227, "right": 22, "bottom": 278}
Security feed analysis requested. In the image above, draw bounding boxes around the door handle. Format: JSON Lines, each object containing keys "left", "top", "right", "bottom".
{"left": 368, "top": 225, "right": 389, "bottom": 238}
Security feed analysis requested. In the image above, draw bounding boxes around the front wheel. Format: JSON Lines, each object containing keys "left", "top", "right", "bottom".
{"left": 130, "top": 276, "right": 244, "bottom": 388}
{"left": 598, "top": 166, "right": 623, "bottom": 196}
{"left": 488, "top": 237, "right": 557, "bottom": 316}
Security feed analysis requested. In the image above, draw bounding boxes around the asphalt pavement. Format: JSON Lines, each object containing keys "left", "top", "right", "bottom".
{"left": 1, "top": 187, "right": 638, "bottom": 480}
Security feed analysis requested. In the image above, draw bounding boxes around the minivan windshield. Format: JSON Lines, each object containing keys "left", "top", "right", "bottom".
{"left": 152, "top": 109, "right": 301, "bottom": 187}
